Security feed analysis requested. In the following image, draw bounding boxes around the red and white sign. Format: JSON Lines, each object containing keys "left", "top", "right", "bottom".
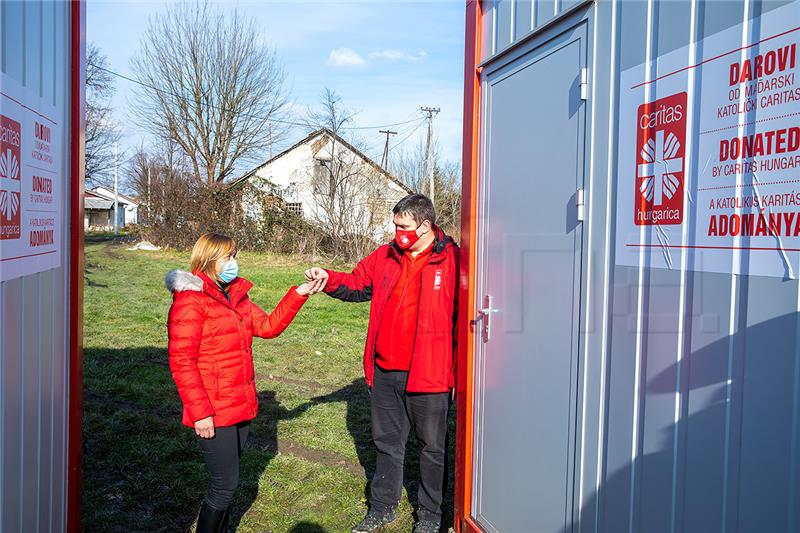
{"left": 616, "top": 2, "right": 800, "bottom": 278}
{"left": 634, "top": 92, "right": 687, "bottom": 226}
{"left": 0, "top": 115, "right": 22, "bottom": 240}
{"left": 0, "top": 73, "right": 62, "bottom": 282}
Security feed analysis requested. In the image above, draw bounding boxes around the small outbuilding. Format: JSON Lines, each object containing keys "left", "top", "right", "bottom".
{"left": 88, "top": 186, "right": 140, "bottom": 227}
{"left": 83, "top": 190, "right": 115, "bottom": 230}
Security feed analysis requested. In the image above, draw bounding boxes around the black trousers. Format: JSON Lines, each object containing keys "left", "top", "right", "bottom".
{"left": 370, "top": 365, "right": 450, "bottom": 522}
{"left": 195, "top": 421, "right": 250, "bottom": 510}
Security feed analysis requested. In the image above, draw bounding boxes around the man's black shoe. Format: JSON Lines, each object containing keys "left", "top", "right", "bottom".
{"left": 351, "top": 507, "right": 397, "bottom": 533}
{"left": 413, "top": 519, "right": 441, "bottom": 533}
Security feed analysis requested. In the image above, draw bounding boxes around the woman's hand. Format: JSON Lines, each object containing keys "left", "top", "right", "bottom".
{"left": 195, "top": 416, "right": 215, "bottom": 439}
{"left": 296, "top": 277, "right": 326, "bottom": 296}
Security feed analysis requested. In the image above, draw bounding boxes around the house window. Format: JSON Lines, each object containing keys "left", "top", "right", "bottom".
{"left": 287, "top": 202, "right": 303, "bottom": 216}
{"left": 313, "top": 164, "right": 331, "bottom": 195}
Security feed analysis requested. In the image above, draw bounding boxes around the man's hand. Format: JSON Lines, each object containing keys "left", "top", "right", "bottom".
{"left": 304, "top": 267, "right": 329, "bottom": 285}
{"left": 298, "top": 268, "right": 328, "bottom": 296}
{"left": 195, "top": 416, "right": 215, "bottom": 439}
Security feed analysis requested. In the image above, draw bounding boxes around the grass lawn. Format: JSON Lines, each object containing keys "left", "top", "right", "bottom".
{"left": 82, "top": 239, "right": 456, "bottom": 533}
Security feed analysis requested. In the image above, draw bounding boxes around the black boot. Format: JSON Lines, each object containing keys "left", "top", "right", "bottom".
{"left": 219, "top": 507, "right": 230, "bottom": 533}
{"left": 351, "top": 506, "right": 397, "bottom": 532}
{"left": 196, "top": 501, "right": 228, "bottom": 533}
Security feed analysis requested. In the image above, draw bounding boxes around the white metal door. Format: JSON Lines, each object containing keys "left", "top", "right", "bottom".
{"left": 472, "top": 22, "right": 588, "bottom": 533}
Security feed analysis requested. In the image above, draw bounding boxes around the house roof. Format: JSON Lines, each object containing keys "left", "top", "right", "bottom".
{"left": 90, "top": 187, "right": 138, "bottom": 206}
{"left": 85, "top": 197, "right": 114, "bottom": 210}
{"left": 228, "top": 128, "right": 413, "bottom": 194}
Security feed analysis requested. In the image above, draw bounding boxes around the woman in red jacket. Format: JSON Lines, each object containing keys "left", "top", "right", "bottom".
{"left": 166, "top": 233, "right": 324, "bottom": 532}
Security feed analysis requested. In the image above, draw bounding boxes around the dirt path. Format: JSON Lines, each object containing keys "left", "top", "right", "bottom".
{"left": 83, "top": 385, "right": 366, "bottom": 478}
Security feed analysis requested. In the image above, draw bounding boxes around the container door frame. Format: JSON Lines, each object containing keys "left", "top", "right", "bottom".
{"left": 455, "top": 3, "right": 596, "bottom": 532}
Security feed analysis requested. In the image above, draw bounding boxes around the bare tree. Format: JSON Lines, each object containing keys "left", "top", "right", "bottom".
{"left": 305, "top": 88, "right": 395, "bottom": 260}
{"left": 127, "top": 139, "right": 197, "bottom": 242}
{"left": 391, "top": 136, "right": 435, "bottom": 193}
{"left": 129, "top": 1, "right": 289, "bottom": 186}
{"left": 432, "top": 161, "right": 462, "bottom": 238}
{"left": 127, "top": 138, "right": 323, "bottom": 253}
{"left": 85, "top": 43, "right": 122, "bottom": 187}
{"left": 391, "top": 138, "right": 461, "bottom": 237}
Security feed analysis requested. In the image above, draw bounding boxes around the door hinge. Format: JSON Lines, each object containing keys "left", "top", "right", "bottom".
{"left": 580, "top": 67, "right": 589, "bottom": 101}
{"left": 576, "top": 187, "right": 586, "bottom": 222}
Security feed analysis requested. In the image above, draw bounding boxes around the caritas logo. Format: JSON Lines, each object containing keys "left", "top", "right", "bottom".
{"left": 0, "top": 114, "right": 22, "bottom": 240}
{"left": 634, "top": 92, "right": 687, "bottom": 226}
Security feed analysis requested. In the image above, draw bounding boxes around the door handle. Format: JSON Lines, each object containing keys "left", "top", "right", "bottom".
{"left": 477, "top": 294, "right": 498, "bottom": 343}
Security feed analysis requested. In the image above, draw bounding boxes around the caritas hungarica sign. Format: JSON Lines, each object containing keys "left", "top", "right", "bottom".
{"left": 1, "top": 73, "right": 62, "bottom": 282}
{"left": 615, "top": 2, "right": 800, "bottom": 279}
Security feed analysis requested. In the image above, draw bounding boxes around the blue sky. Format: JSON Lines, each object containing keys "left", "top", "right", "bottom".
{"left": 87, "top": 0, "right": 466, "bottom": 182}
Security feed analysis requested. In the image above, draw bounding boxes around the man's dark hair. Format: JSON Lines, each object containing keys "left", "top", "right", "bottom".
{"left": 392, "top": 193, "right": 436, "bottom": 226}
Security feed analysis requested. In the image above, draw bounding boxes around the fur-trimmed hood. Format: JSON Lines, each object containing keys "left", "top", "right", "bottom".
{"left": 165, "top": 269, "right": 204, "bottom": 293}
{"left": 165, "top": 269, "right": 307, "bottom": 428}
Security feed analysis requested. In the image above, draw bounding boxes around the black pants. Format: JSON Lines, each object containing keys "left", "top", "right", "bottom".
{"left": 370, "top": 365, "right": 450, "bottom": 522}
{"left": 195, "top": 421, "right": 250, "bottom": 510}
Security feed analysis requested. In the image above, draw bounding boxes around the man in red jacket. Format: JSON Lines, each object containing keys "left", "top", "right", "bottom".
{"left": 305, "top": 194, "right": 458, "bottom": 533}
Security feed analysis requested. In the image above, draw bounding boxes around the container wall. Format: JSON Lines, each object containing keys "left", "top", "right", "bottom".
{"left": 0, "top": 1, "right": 73, "bottom": 531}
{"left": 480, "top": 0, "right": 592, "bottom": 59}
{"left": 472, "top": 0, "right": 800, "bottom": 532}
{"left": 586, "top": 2, "right": 800, "bottom": 532}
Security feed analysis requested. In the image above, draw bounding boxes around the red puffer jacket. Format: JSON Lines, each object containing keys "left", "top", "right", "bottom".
{"left": 166, "top": 270, "right": 307, "bottom": 428}
{"left": 324, "top": 226, "right": 459, "bottom": 393}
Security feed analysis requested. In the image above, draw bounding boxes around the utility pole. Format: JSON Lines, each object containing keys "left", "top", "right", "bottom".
{"left": 379, "top": 129, "right": 397, "bottom": 169}
{"left": 421, "top": 106, "right": 440, "bottom": 205}
{"left": 146, "top": 165, "right": 151, "bottom": 225}
{"left": 269, "top": 124, "right": 273, "bottom": 159}
{"left": 113, "top": 142, "right": 119, "bottom": 234}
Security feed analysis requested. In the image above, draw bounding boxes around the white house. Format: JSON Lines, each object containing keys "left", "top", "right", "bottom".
{"left": 230, "top": 128, "right": 412, "bottom": 241}
{"left": 89, "top": 186, "right": 140, "bottom": 227}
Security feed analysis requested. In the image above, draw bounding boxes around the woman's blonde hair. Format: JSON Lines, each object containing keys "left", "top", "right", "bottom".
{"left": 190, "top": 233, "right": 237, "bottom": 279}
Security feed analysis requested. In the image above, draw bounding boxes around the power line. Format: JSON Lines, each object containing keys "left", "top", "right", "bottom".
{"left": 347, "top": 110, "right": 423, "bottom": 130}
{"left": 388, "top": 118, "right": 427, "bottom": 154}
{"left": 375, "top": 119, "right": 419, "bottom": 151}
{"left": 92, "top": 63, "right": 306, "bottom": 126}
{"left": 395, "top": 115, "right": 427, "bottom": 136}
{"left": 332, "top": 112, "right": 425, "bottom": 158}
{"left": 90, "top": 62, "right": 426, "bottom": 131}
{"left": 363, "top": 117, "right": 422, "bottom": 154}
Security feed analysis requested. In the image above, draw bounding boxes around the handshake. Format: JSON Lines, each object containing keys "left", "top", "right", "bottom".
{"left": 295, "top": 267, "right": 330, "bottom": 297}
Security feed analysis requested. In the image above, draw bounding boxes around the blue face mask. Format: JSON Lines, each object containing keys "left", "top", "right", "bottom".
{"left": 218, "top": 258, "right": 239, "bottom": 284}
